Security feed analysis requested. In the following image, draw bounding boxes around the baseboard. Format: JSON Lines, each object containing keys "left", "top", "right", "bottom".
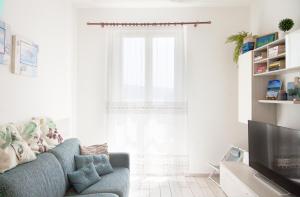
{"left": 184, "top": 173, "right": 210, "bottom": 177}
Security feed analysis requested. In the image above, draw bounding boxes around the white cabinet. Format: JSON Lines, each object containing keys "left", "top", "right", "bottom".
{"left": 286, "top": 30, "right": 300, "bottom": 69}
{"left": 221, "top": 163, "right": 257, "bottom": 197}
{"left": 238, "top": 52, "right": 276, "bottom": 124}
{"left": 238, "top": 52, "right": 253, "bottom": 124}
{"left": 220, "top": 162, "right": 289, "bottom": 197}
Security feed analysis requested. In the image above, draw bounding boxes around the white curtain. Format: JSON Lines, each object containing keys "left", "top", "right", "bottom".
{"left": 106, "top": 28, "right": 188, "bottom": 175}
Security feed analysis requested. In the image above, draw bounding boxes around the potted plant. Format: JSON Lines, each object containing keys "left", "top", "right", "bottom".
{"left": 226, "top": 31, "right": 252, "bottom": 63}
{"left": 278, "top": 18, "right": 294, "bottom": 38}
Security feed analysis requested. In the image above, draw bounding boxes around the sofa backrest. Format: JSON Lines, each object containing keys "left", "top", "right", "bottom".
{"left": 48, "top": 138, "right": 80, "bottom": 190}
{"left": 0, "top": 153, "right": 66, "bottom": 197}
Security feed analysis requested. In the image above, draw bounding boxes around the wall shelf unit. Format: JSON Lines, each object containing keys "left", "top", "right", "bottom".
{"left": 238, "top": 30, "right": 300, "bottom": 124}
{"left": 253, "top": 38, "right": 286, "bottom": 76}
{"left": 253, "top": 65, "right": 300, "bottom": 77}
{"left": 253, "top": 32, "right": 300, "bottom": 105}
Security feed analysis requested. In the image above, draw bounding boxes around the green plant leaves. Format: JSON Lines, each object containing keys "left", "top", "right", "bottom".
{"left": 226, "top": 31, "right": 250, "bottom": 63}
{"left": 279, "top": 18, "right": 294, "bottom": 32}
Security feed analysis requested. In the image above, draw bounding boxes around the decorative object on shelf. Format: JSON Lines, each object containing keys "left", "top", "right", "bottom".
{"left": 242, "top": 36, "right": 255, "bottom": 54}
{"left": 0, "top": 21, "right": 11, "bottom": 66}
{"left": 278, "top": 18, "right": 294, "bottom": 39}
{"left": 268, "top": 60, "right": 285, "bottom": 71}
{"left": 242, "top": 42, "right": 255, "bottom": 54}
{"left": 254, "top": 51, "right": 267, "bottom": 62}
{"left": 255, "top": 64, "right": 267, "bottom": 74}
{"left": 266, "top": 80, "right": 282, "bottom": 100}
{"left": 278, "top": 90, "right": 287, "bottom": 101}
{"left": 12, "top": 35, "right": 39, "bottom": 77}
{"left": 295, "top": 77, "right": 300, "bottom": 100}
{"left": 268, "top": 44, "right": 285, "bottom": 57}
{"left": 226, "top": 31, "right": 252, "bottom": 63}
{"left": 279, "top": 18, "right": 294, "bottom": 33}
{"left": 255, "top": 33, "right": 278, "bottom": 48}
{"left": 287, "top": 82, "right": 297, "bottom": 101}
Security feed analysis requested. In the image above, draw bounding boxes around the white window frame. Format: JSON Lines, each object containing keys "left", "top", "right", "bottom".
{"left": 107, "top": 28, "right": 186, "bottom": 110}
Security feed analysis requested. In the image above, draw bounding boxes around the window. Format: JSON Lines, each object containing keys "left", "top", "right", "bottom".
{"left": 152, "top": 37, "right": 175, "bottom": 101}
{"left": 108, "top": 29, "right": 185, "bottom": 109}
{"left": 122, "top": 37, "right": 145, "bottom": 102}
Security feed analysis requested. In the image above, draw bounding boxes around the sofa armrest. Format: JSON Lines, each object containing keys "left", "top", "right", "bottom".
{"left": 109, "top": 153, "right": 130, "bottom": 169}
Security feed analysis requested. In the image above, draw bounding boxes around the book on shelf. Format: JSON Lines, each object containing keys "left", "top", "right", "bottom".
{"left": 255, "top": 64, "right": 267, "bottom": 74}
{"left": 268, "top": 45, "right": 285, "bottom": 58}
{"left": 268, "top": 60, "right": 285, "bottom": 71}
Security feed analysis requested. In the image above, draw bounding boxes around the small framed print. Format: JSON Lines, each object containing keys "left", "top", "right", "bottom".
{"left": 255, "top": 32, "right": 278, "bottom": 48}
{"left": 0, "top": 27, "right": 5, "bottom": 54}
{"left": 12, "top": 35, "right": 39, "bottom": 77}
{"left": 0, "top": 21, "right": 11, "bottom": 66}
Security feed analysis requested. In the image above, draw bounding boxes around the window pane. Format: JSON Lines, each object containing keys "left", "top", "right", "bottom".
{"left": 152, "top": 37, "right": 175, "bottom": 101}
{"left": 122, "top": 37, "right": 145, "bottom": 101}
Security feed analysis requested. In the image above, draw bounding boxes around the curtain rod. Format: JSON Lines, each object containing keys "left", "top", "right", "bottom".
{"left": 87, "top": 21, "right": 212, "bottom": 28}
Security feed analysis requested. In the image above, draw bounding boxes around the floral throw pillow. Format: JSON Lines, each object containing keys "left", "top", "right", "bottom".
{"left": 33, "top": 117, "right": 63, "bottom": 149}
{"left": 18, "top": 120, "right": 49, "bottom": 153}
{"left": 0, "top": 123, "right": 36, "bottom": 173}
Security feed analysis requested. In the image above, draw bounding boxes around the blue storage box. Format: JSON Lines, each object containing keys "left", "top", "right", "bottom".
{"left": 242, "top": 42, "right": 255, "bottom": 54}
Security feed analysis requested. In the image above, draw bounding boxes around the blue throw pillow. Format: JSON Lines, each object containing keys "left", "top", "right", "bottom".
{"left": 75, "top": 154, "right": 114, "bottom": 176}
{"left": 68, "top": 163, "right": 101, "bottom": 193}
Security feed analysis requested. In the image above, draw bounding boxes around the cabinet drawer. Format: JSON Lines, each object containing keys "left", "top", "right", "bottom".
{"left": 221, "top": 165, "right": 257, "bottom": 197}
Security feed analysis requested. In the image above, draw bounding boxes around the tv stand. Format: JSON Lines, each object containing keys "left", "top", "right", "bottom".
{"left": 220, "top": 162, "right": 296, "bottom": 197}
{"left": 254, "top": 173, "right": 290, "bottom": 196}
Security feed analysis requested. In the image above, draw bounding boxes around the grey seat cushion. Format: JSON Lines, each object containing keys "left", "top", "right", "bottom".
{"left": 0, "top": 153, "right": 66, "bottom": 197}
{"left": 81, "top": 168, "right": 129, "bottom": 197}
{"left": 66, "top": 168, "right": 129, "bottom": 197}
{"left": 49, "top": 138, "right": 80, "bottom": 190}
{"left": 109, "top": 153, "right": 129, "bottom": 169}
{"left": 66, "top": 193, "right": 118, "bottom": 197}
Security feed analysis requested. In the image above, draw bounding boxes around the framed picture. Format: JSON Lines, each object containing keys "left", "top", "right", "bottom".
{"left": 12, "top": 35, "right": 39, "bottom": 77}
{"left": 0, "top": 21, "right": 11, "bottom": 66}
{"left": 255, "top": 32, "right": 278, "bottom": 48}
{"left": 0, "top": 27, "right": 5, "bottom": 54}
{"left": 266, "top": 80, "right": 282, "bottom": 100}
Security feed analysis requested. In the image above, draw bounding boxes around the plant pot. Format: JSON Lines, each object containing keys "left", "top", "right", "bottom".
{"left": 243, "top": 36, "right": 255, "bottom": 43}
{"left": 279, "top": 31, "right": 290, "bottom": 39}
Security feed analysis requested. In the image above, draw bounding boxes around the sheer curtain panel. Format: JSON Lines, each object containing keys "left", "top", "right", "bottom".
{"left": 106, "top": 28, "right": 188, "bottom": 175}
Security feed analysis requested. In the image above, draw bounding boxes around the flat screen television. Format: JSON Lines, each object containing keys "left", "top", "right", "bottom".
{"left": 248, "top": 121, "right": 300, "bottom": 196}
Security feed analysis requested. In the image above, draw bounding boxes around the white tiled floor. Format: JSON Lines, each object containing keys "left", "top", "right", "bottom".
{"left": 129, "top": 176, "right": 227, "bottom": 197}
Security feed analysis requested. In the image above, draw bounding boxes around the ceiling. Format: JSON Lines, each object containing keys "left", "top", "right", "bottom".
{"left": 72, "top": 0, "right": 251, "bottom": 8}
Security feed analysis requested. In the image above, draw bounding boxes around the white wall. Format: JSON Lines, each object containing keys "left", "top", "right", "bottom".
{"left": 250, "top": 0, "right": 300, "bottom": 35}
{"left": 76, "top": 7, "right": 249, "bottom": 173}
{"left": 250, "top": 0, "right": 300, "bottom": 130}
{"left": 1, "top": 0, "right": 76, "bottom": 136}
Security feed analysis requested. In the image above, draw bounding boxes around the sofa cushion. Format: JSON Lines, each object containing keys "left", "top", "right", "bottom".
{"left": 109, "top": 153, "right": 129, "bottom": 169}
{"left": 17, "top": 120, "right": 49, "bottom": 153}
{"left": 80, "top": 143, "right": 108, "bottom": 156}
{"left": 0, "top": 123, "right": 36, "bottom": 173}
{"left": 49, "top": 138, "right": 80, "bottom": 190}
{"left": 33, "top": 117, "right": 64, "bottom": 149}
{"left": 80, "top": 168, "right": 129, "bottom": 197}
{"left": 68, "top": 163, "right": 101, "bottom": 193}
{"left": 0, "top": 153, "right": 65, "bottom": 197}
{"left": 66, "top": 193, "right": 118, "bottom": 197}
{"left": 75, "top": 155, "right": 114, "bottom": 176}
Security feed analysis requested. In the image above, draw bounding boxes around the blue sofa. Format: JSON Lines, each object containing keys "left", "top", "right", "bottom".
{"left": 0, "top": 139, "right": 130, "bottom": 197}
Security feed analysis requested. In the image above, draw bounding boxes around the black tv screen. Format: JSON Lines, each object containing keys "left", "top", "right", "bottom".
{"left": 248, "top": 121, "right": 300, "bottom": 195}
